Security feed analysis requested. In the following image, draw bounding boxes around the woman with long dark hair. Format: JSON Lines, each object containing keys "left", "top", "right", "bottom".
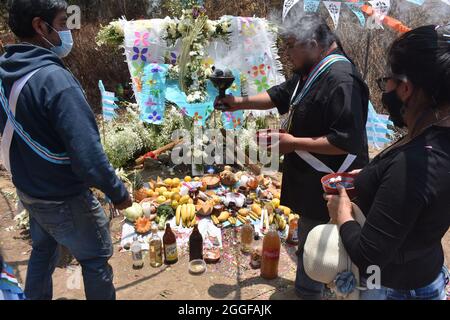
{"left": 326, "top": 25, "right": 450, "bottom": 300}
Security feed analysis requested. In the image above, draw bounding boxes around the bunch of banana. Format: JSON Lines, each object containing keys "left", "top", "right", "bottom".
{"left": 176, "top": 204, "right": 196, "bottom": 228}
{"left": 251, "top": 204, "right": 262, "bottom": 217}
{"left": 228, "top": 217, "right": 237, "bottom": 226}
{"left": 211, "top": 215, "right": 220, "bottom": 225}
{"left": 274, "top": 214, "right": 287, "bottom": 231}
{"left": 278, "top": 205, "right": 291, "bottom": 217}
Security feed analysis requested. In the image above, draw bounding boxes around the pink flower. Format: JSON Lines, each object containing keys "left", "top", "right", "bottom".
{"left": 134, "top": 32, "right": 150, "bottom": 47}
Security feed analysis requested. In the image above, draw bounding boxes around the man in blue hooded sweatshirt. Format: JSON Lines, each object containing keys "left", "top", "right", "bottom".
{"left": 0, "top": 0, "right": 132, "bottom": 300}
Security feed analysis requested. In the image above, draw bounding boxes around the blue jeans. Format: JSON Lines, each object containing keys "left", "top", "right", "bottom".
{"left": 360, "top": 266, "right": 449, "bottom": 300}
{"left": 20, "top": 190, "right": 115, "bottom": 300}
{"left": 295, "top": 216, "right": 325, "bottom": 300}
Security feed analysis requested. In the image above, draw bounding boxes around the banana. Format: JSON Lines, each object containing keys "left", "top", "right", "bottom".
{"left": 191, "top": 216, "right": 197, "bottom": 227}
{"left": 238, "top": 209, "right": 249, "bottom": 217}
{"left": 251, "top": 204, "right": 262, "bottom": 217}
{"left": 211, "top": 215, "right": 220, "bottom": 225}
{"left": 228, "top": 217, "right": 235, "bottom": 226}
{"left": 236, "top": 215, "right": 246, "bottom": 224}
{"left": 269, "top": 214, "right": 274, "bottom": 225}
{"left": 218, "top": 211, "right": 230, "bottom": 223}
{"left": 181, "top": 204, "right": 189, "bottom": 224}
{"left": 249, "top": 211, "right": 259, "bottom": 221}
{"left": 279, "top": 205, "right": 291, "bottom": 217}
{"left": 176, "top": 205, "right": 182, "bottom": 226}
{"left": 279, "top": 218, "right": 287, "bottom": 231}
{"left": 190, "top": 204, "right": 196, "bottom": 220}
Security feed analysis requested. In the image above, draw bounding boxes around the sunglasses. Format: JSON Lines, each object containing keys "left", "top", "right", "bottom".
{"left": 376, "top": 74, "right": 407, "bottom": 92}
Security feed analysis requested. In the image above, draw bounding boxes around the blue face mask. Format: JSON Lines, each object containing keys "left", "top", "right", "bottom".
{"left": 42, "top": 24, "right": 74, "bottom": 58}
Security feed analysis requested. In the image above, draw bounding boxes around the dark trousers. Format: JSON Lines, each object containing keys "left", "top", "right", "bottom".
{"left": 20, "top": 190, "right": 115, "bottom": 300}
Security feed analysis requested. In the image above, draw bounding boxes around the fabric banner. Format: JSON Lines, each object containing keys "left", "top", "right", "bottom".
{"left": 139, "top": 63, "right": 168, "bottom": 125}
{"left": 221, "top": 71, "right": 243, "bottom": 130}
{"left": 283, "top": 0, "right": 301, "bottom": 21}
{"left": 369, "top": 0, "right": 391, "bottom": 17}
{"left": 405, "top": 0, "right": 426, "bottom": 5}
{"left": 323, "top": 1, "right": 342, "bottom": 29}
{"left": 304, "top": 0, "right": 321, "bottom": 13}
{"left": 346, "top": 2, "right": 366, "bottom": 27}
{"left": 99, "top": 80, "right": 119, "bottom": 121}
{"left": 123, "top": 17, "right": 284, "bottom": 122}
{"left": 366, "top": 102, "right": 394, "bottom": 150}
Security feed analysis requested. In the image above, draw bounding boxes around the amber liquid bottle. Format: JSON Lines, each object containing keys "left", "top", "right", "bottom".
{"left": 261, "top": 224, "right": 281, "bottom": 280}
{"left": 287, "top": 217, "right": 299, "bottom": 245}
{"left": 163, "top": 223, "right": 178, "bottom": 265}
{"left": 149, "top": 225, "right": 163, "bottom": 268}
{"left": 241, "top": 217, "right": 254, "bottom": 253}
{"left": 189, "top": 225, "right": 204, "bottom": 261}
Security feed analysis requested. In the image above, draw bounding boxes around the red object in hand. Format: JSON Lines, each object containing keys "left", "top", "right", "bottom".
{"left": 321, "top": 173, "right": 357, "bottom": 199}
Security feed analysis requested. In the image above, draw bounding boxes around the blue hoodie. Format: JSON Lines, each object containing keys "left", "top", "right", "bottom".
{"left": 0, "top": 44, "right": 128, "bottom": 204}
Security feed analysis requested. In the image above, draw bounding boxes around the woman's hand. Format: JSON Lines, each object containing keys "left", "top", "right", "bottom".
{"left": 267, "top": 132, "right": 297, "bottom": 155}
{"left": 324, "top": 185, "right": 354, "bottom": 226}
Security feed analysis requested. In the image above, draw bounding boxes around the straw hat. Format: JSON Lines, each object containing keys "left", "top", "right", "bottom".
{"left": 303, "top": 203, "right": 366, "bottom": 300}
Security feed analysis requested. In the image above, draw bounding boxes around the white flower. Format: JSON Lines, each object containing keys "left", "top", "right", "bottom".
{"left": 204, "top": 69, "right": 212, "bottom": 78}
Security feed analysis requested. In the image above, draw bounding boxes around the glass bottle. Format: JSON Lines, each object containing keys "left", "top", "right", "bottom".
{"left": 149, "top": 225, "right": 163, "bottom": 268}
{"left": 261, "top": 224, "right": 281, "bottom": 280}
{"left": 241, "top": 217, "right": 254, "bottom": 254}
{"left": 189, "top": 224, "right": 204, "bottom": 261}
{"left": 287, "top": 216, "right": 299, "bottom": 245}
{"left": 163, "top": 223, "right": 178, "bottom": 265}
{"left": 131, "top": 236, "right": 144, "bottom": 269}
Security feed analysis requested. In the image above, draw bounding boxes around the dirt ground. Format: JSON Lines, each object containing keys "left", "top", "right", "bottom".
{"left": 1, "top": 171, "right": 449, "bottom": 300}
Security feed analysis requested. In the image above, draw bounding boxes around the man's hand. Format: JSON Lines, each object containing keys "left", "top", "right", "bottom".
{"left": 324, "top": 185, "right": 353, "bottom": 226}
{"left": 214, "top": 95, "right": 243, "bottom": 112}
{"left": 113, "top": 195, "right": 133, "bottom": 210}
{"left": 267, "top": 132, "right": 297, "bottom": 155}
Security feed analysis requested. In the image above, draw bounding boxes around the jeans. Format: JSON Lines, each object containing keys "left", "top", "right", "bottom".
{"left": 19, "top": 190, "right": 115, "bottom": 300}
{"left": 360, "top": 266, "right": 450, "bottom": 300}
{"left": 295, "top": 216, "right": 326, "bottom": 300}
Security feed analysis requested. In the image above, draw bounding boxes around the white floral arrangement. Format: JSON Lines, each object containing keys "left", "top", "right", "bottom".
{"left": 96, "top": 19, "right": 125, "bottom": 48}
{"left": 163, "top": 7, "right": 231, "bottom": 103}
{"left": 101, "top": 104, "right": 190, "bottom": 168}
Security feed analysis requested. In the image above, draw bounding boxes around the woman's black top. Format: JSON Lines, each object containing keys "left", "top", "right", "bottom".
{"left": 341, "top": 126, "right": 450, "bottom": 290}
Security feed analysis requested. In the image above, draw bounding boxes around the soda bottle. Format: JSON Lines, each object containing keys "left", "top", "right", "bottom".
{"left": 287, "top": 216, "right": 299, "bottom": 245}
{"left": 163, "top": 223, "right": 178, "bottom": 265}
{"left": 261, "top": 224, "right": 281, "bottom": 280}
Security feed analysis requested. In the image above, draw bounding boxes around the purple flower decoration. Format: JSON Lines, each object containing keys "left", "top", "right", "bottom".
{"left": 149, "top": 111, "right": 162, "bottom": 122}
{"left": 132, "top": 47, "right": 149, "bottom": 62}
{"left": 170, "top": 52, "right": 177, "bottom": 65}
{"left": 151, "top": 65, "right": 163, "bottom": 73}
